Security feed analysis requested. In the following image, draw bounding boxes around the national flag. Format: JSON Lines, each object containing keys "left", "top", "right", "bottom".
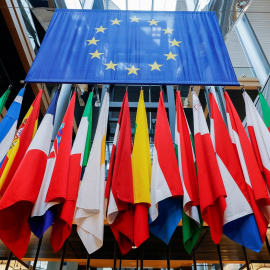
{"left": 105, "top": 91, "right": 134, "bottom": 255}
{"left": 50, "top": 92, "right": 95, "bottom": 252}
{"left": 0, "top": 90, "right": 43, "bottom": 195}
{"left": 224, "top": 91, "right": 269, "bottom": 242}
{"left": 192, "top": 91, "right": 226, "bottom": 244}
{"left": 175, "top": 91, "right": 202, "bottom": 254}
{"left": 259, "top": 92, "right": 270, "bottom": 131}
{"left": 209, "top": 92, "right": 263, "bottom": 252}
{"left": 0, "top": 90, "right": 58, "bottom": 259}
{"left": 149, "top": 91, "right": 183, "bottom": 245}
{"left": 243, "top": 91, "right": 270, "bottom": 221}
{"left": 0, "top": 87, "right": 11, "bottom": 115}
{"left": 25, "top": 10, "right": 238, "bottom": 86}
{"left": 82, "top": 91, "right": 93, "bottom": 167}
{"left": 132, "top": 90, "right": 151, "bottom": 248}
{"left": 29, "top": 92, "right": 76, "bottom": 238}
{"left": 74, "top": 92, "right": 109, "bottom": 254}
{"left": 0, "top": 88, "right": 24, "bottom": 167}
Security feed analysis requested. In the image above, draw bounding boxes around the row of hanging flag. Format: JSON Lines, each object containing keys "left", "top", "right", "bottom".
{"left": 0, "top": 86, "right": 269, "bottom": 260}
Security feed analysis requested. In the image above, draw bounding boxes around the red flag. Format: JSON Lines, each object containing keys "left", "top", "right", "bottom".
{"left": 192, "top": 91, "right": 226, "bottom": 244}
{"left": 105, "top": 92, "right": 134, "bottom": 255}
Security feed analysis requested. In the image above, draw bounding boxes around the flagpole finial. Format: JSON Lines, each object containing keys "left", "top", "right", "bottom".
{"left": 241, "top": 86, "right": 245, "bottom": 93}
{"left": 160, "top": 85, "right": 163, "bottom": 92}
{"left": 8, "top": 84, "right": 12, "bottom": 91}
{"left": 176, "top": 85, "right": 180, "bottom": 91}
{"left": 222, "top": 87, "right": 226, "bottom": 92}
{"left": 257, "top": 87, "right": 261, "bottom": 93}
{"left": 141, "top": 85, "right": 143, "bottom": 91}
{"left": 126, "top": 85, "right": 128, "bottom": 92}
{"left": 191, "top": 86, "right": 194, "bottom": 92}
{"left": 91, "top": 86, "right": 94, "bottom": 92}
{"left": 41, "top": 83, "right": 45, "bottom": 90}
{"left": 24, "top": 83, "right": 27, "bottom": 89}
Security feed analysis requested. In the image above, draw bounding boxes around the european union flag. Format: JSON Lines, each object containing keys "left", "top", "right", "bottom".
{"left": 25, "top": 9, "right": 238, "bottom": 85}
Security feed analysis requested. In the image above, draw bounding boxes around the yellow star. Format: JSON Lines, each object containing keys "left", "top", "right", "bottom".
{"left": 147, "top": 19, "right": 159, "bottom": 26}
{"left": 87, "top": 37, "right": 99, "bottom": 45}
{"left": 169, "top": 38, "right": 182, "bottom": 47}
{"left": 95, "top": 25, "right": 107, "bottom": 33}
{"left": 130, "top": 16, "right": 141, "bottom": 23}
{"left": 162, "top": 27, "right": 174, "bottom": 34}
{"left": 164, "top": 51, "right": 178, "bottom": 60}
{"left": 90, "top": 50, "right": 104, "bottom": 59}
{"left": 148, "top": 61, "right": 162, "bottom": 71}
{"left": 126, "top": 65, "right": 140, "bottom": 75}
{"left": 110, "top": 18, "right": 122, "bottom": 25}
{"left": 104, "top": 61, "right": 118, "bottom": 70}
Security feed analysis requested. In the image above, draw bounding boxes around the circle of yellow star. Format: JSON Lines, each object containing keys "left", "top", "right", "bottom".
{"left": 148, "top": 61, "right": 162, "bottom": 71}
{"left": 87, "top": 37, "right": 99, "bottom": 45}
{"left": 110, "top": 18, "right": 122, "bottom": 25}
{"left": 90, "top": 50, "right": 104, "bottom": 59}
{"left": 130, "top": 16, "right": 141, "bottom": 23}
{"left": 169, "top": 38, "right": 182, "bottom": 47}
{"left": 162, "top": 27, "right": 174, "bottom": 34}
{"left": 164, "top": 51, "right": 178, "bottom": 60}
{"left": 95, "top": 25, "right": 107, "bottom": 33}
{"left": 126, "top": 65, "right": 140, "bottom": 75}
{"left": 104, "top": 61, "right": 118, "bottom": 70}
{"left": 147, "top": 19, "right": 159, "bottom": 26}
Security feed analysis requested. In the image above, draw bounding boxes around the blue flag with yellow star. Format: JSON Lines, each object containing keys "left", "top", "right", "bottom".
{"left": 25, "top": 9, "right": 238, "bottom": 85}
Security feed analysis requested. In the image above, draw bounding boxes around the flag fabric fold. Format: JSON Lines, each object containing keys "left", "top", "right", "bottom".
{"left": 209, "top": 92, "right": 263, "bottom": 252}
{"left": 0, "top": 90, "right": 43, "bottom": 195}
{"left": 132, "top": 90, "right": 152, "bottom": 248}
{"left": 105, "top": 91, "right": 134, "bottom": 255}
{"left": 149, "top": 91, "right": 183, "bottom": 245}
{"left": 243, "top": 91, "right": 270, "bottom": 221}
{"left": 259, "top": 92, "right": 270, "bottom": 131}
{"left": 74, "top": 92, "right": 109, "bottom": 254}
{"left": 0, "top": 88, "right": 24, "bottom": 167}
{"left": 0, "top": 90, "right": 58, "bottom": 259}
{"left": 175, "top": 91, "right": 202, "bottom": 254}
{"left": 0, "top": 88, "right": 11, "bottom": 115}
{"left": 192, "top": 91, "right": 226, "bottom": 244}
{"left": 29, "top": 92, "right": 76, "bottom": 239}
{"left": 224, "top": 91, "right": 269, "bottom": 242}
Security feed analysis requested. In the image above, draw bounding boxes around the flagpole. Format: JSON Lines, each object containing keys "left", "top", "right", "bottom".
{"left": 136, "top": 247, "right": 139, "bottom": 270}
{"left": 265, "top": 236, "right": 270, "bottom": 255}
{"left": 140, "top": 244, "right": 144, "bottom": 270}
{"left": 59, "top": 240, "right": 67, "bottom": 270}
{"left": 33, "top": 236, "right": 43, "bottom": 270}
{"left": 167, "top": 244, "right": 170, "bottom": 270}
{"left": 192, "top": 249, "right": 197, "bottom": 270}
{"left": 86, "top": 253, "right": 90, "bottom": 270}
{"left": 5, "top": 251, "right": 12, "bottom": 270}
{"left": 119, "top": 254, "right": 122, "bottom": 270}
{"left": 242, "top": 246, "right": 250, "bottom": 270}
{"left": 216, "top": 244, "right": 223, "bottom": 270}
{"left": 113, "top": 240, "right": 117, "bottom": 270}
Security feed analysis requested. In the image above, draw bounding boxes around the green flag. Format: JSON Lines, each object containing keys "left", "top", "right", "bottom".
{"left": 259, "top": 92, "right": 270, "bottom": 130}
{"left": 0, "top": 88, "right": 11, "bottom": 115}
{"left": 82, "top": 91, "right": 93, "bottom": 166}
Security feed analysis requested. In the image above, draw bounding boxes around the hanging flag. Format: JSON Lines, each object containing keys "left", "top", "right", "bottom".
{"left": 0, "top": 87, "right": 11, "bottom": 115}
{"left": 74, "top": 92, "right": 109, "bottom": 254}
{"left": 149, "top": 91, "right": 183, "bottom": 245}
{"left": 0, "top": 90, "right": 43, "bottom": 195}
{"left": 82, "top": 91, "right": 93, "bottom": 167}
{"left": 0, "top": 88, "right": 24, "bottom": 167}
{"left": 132, "top": 90, "right": 151, "bottom": 248}
{"left": 243, "top": 91, "right": 270, "bottom": 221}
{"left": 175, "top": 91, "right": 202, "bottom": 254}
{"left": 192, "top": 91, "right": 226, "bottom": 244}
{"left": 0, "top": 90, "right": 58, "bottom": 259}
{"left": 105, "top": 91, "right": 134, "bottom": 255}
{"left": 259, "top": 92, "right": 270, "bottom": 131}
{"left": 50, "top": 92, "right": 96, "bottom": 252}
{"left": 209, "top": 92, "right": 263, "bottom": 252}
{"left": 224, "top": 91, "right": 269, "bottom": 242}
{"left": 25, "top": 10, "right": 238, "bottom": 86}
{"left": 29, "top": 92, "right": 76, "bottom": 238}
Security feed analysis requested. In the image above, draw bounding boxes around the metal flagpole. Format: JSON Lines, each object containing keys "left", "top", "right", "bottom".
{"left": 242, "top": 246, "right": 250, "bottom": 270}
{"left": 192, "top": 249, "right": 197, "bottom": 270}
{"left": 140, "top": 244, "right": 144, "bottom": 270}
{"left": 113, "top": 240, "right": 117, "bottom": 270}
{"left": 5, "top": 251, "right": 12, "bottom": 270}
{"left": 216, "top": 244, "right": 223, "bottom": 270}
{"left": 119, "top": 254, "right": 122, "bottom": 270}
{"left": 86, "top": 253, "right": 90, "bottom": 270}
{"left": 59, "top": 241, "right": 67, "bottom": 270}
{"left": 136, "top": 248, "right": 139, "bottom": 270}
{"left": 265, "top": 236, "right": 270, "bottom": 255}
{"left": 33, "top": 236, "right": 43, "bottom": 270}
{"left": 167, "top": 244, "right": 170, "bottom": 270}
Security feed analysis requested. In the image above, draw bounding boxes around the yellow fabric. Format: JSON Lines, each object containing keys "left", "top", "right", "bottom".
{"left": 132, "top": 90, "right": 152, "bottom": 204}
{"left": 100, "top": 135, "right": 106, "bottom": 166}
{"left": 0, "top": 105, "right": 34, "bottom": 190}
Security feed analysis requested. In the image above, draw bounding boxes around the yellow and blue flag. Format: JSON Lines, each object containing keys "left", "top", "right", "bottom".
{"left": 25, "top": 10, "right": 238, "bottom": 86}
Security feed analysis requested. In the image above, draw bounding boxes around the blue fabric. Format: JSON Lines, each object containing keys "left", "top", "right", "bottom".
{"left": 223, "top": 214, "right": 262, "bottom": 252}
{"left": 149, "top": 197, "right": 182, "bottom": 244}
{"left": 46, "top": 89, "right": 59, "bottom": 121}
{"left": 25, "top": 10, "right": 238, "bottom": 85}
